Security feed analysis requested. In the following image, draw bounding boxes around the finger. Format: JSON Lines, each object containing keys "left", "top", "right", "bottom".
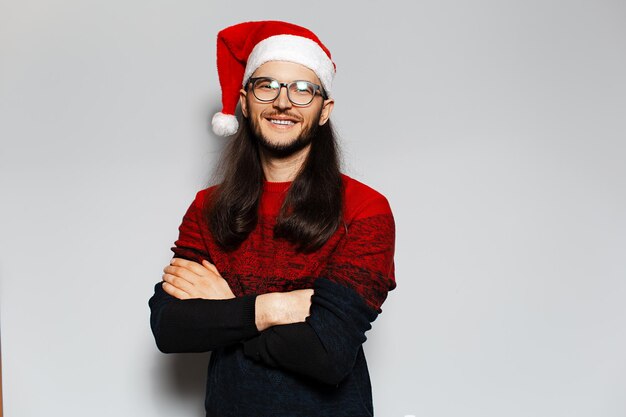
{"left": 202, "top": 259, "right": 221, "bottom": 276}
{"left": 162, "top": 273, "right": 195, "bottom": 294}
{"left": 162, "top": 281, "right": 190, "bottom": 300}
{"left": 170, "top": 257, "right": 209, "bottom": 276}
{"left": 163, "top": 265, "right": 199, "bottom": 285}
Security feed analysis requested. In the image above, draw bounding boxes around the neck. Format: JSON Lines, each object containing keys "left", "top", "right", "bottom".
{"left": 259, "top": 143, "right": 311, "bottom": 182}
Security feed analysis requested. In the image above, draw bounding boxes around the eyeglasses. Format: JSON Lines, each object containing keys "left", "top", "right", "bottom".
{"left": 247, "top": 77, "right": 328, "bottom": 106}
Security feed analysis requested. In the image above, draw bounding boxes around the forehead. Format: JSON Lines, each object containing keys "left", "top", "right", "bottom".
{"left": 251, "top": 61, "right": 321, "bottom": 84}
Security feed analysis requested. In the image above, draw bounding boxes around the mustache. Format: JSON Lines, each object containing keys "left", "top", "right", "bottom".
{"left": 262, "top": 111, "right": 303, "bottom": 122}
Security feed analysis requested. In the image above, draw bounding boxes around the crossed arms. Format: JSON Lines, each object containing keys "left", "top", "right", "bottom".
{"left": 148, "top": 192, "right": 395, "bottom": 385}
{"left": 149, "top": 256, "right": 378, "bottom": 385}
{"left": 159, "top": 256, "right": 313, "bottom": 331}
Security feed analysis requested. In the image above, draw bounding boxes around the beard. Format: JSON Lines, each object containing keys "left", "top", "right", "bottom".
{"left": 247, "top": 111, "right": 321, "bottom": 158}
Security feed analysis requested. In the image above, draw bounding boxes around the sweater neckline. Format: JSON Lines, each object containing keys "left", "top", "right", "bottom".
{"left": 262, "top": 172, "right": 349, "bottom": 193}
{"left": 262, "top": 179, "right": 292, "bottom": 193}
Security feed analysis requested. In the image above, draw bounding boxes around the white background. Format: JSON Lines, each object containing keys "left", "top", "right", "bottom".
{"left": 1, "top": 1, "right": 625, "bottom": 416}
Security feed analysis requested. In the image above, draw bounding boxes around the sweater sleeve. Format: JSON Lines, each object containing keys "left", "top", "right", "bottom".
{"left": 242, "top": 194, "right": 396, "bottom": 384}
{"left": 242, "top": 278, "right": 378, "bottom": 385}
{"left": 148, "top": 190, "right": 261, "bottom": 353}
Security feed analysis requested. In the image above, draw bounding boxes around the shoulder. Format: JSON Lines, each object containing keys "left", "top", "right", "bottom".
{"left": 340, "top": 173, "right": 393, "bottom": 221}
{"left": 190, "top": 184, "right": 220, "bottom": 210}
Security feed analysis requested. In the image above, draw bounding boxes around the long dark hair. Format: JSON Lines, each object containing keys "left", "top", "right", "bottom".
{"left": 203, "top": 118, "right": 344, "bottom": 253}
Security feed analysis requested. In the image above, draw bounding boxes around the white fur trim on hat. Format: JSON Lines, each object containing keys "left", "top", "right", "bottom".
{"left": 212, "top": 112, "right": 239, "bottom": 137}
{"left": 243, "top": 35, "right": 335, "bottom": 96}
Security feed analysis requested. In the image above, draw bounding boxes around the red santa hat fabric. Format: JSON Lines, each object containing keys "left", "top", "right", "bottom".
{"left": 212, "top": 20, "right": 336, "bottom": 137}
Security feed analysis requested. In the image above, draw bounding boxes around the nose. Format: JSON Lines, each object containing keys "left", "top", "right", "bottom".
{"left": 273, "top": 85, "right": 292, "bottom": 110}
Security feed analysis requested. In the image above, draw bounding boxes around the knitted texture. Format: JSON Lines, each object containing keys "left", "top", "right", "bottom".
{"left": 174, "top": 173, "right": 395, "bottom": 312}
{"left": 152, "top": 173, "right": 396, "bottom": 416}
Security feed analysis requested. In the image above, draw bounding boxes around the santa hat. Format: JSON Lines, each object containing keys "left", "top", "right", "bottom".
{"left": 211, "top": 20, "right": 336, "bottom": 137}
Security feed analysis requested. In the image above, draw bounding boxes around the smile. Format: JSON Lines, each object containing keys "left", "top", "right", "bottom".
{"left": 269, "top": 119, "right": 295, "bottom": 126}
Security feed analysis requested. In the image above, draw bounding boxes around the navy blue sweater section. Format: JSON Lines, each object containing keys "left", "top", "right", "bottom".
{"left": 205, "top": 277, "right": 379, "bottom": 417}
{"left": 149, "top": 276, "right": 379, "bottom": 416}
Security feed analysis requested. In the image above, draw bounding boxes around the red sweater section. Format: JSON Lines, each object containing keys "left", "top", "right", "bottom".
{"left": 172, "top": 173, "right": 396, "bottom": 312}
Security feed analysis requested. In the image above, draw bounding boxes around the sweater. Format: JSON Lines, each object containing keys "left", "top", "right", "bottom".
{"left": 149, "top": 173, "right": 396, "bottom": 416}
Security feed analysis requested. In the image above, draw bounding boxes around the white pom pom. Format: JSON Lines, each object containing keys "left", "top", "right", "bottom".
{"left": 211, "top": 112, "right": 239, "bottom": 137}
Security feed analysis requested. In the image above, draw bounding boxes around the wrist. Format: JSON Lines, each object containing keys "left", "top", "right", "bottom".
{"left": 255, "top": 293, "right": 284, "bottom": 331}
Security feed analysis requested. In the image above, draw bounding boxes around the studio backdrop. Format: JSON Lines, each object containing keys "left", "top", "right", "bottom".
{"left": 1, "top": 1, "right": 625, "bottom": 416}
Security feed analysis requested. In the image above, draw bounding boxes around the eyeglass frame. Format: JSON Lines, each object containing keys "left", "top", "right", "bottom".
{"left": 246, "top": 77, "right": 329, "bottom": 106}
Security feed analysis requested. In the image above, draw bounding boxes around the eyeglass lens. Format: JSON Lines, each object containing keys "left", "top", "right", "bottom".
{"left": 252, "top": 79, "right": 317, "bottom": 105}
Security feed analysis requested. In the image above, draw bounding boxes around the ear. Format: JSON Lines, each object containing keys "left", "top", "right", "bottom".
{"left": 239, "top": 88, "right": 249, "bottom": 118}
{"left": 318, "top": 98, "right": 335, "bottom": 126}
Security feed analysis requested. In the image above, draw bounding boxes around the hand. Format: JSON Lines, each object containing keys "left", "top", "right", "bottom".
{"left": 162, "top": 258, "right": 235, "bottom": 300}
{"left": 255, "top": 288, "right": 314, "bottom": 331}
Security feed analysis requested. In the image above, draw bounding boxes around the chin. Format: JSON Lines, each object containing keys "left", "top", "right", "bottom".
{"left": 261, "top": 132, "right": 300, "bottom": 147}
{"left": 257, "top": 131, "right": 313, "bottom": 157}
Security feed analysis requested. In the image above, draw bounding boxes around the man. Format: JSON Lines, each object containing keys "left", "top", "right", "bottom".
{"left": 149, "top": 20, "right": 396, "bottom": 417}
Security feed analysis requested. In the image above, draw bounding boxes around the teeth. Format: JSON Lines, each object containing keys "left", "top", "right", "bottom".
{"left": 270, "top": 119, "right": 295, "bottom": 125}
